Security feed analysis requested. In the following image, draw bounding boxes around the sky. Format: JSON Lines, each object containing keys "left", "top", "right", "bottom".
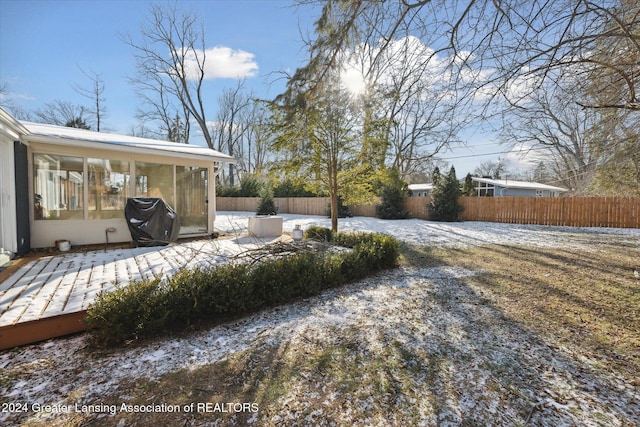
{"left": 0, "top": 0, "right": 534, "bottom": 178}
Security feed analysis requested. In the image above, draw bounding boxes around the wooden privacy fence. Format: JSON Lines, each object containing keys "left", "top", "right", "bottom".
{"left": 457, "top": 196, "right": 640, "bottom": 228}
{"left": 216, "top": 197, "right": 330, "bottom": 216}
{"left": 216, "top": 196, "right": 640, "bottom": 229}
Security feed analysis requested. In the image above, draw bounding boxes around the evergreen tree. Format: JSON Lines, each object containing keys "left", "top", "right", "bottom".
{"left": 461, "top": 173, "right": 475, "bottom": 196}
{"left": 428, "top": 166, "right": 464, "bottom": 221}
{"left": 256, "top": 187, "right": 277, "bottom": 216}
{"left": 431, "top": 166, "right": 442, "bottom": 187}
{"left": 376, "top": 186, "right": 410, "bottom": 219}
{"left": 325, "top": 196, "right": 352, "bottom": 218}
{"left": 64, "top": 117, "right": 91, "bottom": 130}
{"left": 270, "top": 75, "right": 369, "bottom": 232}
{"left": 375, "top": 169, "right": 410, "bottom": 219}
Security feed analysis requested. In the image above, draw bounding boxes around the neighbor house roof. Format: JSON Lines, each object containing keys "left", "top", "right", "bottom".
{"left": 471, "top": 177, "right": 568, "bottom": 192}
{"left": 408, "top": 183, "right": 433, "bottom": 191}
{"left": 20, "top": 121, "right": 235, "bottom": 164}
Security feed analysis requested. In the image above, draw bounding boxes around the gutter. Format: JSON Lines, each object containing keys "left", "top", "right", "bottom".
{"left": 25, "top": 134, "right": 236, "bottom": 164}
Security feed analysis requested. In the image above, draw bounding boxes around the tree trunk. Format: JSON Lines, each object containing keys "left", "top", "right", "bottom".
{"left": 330, "top": 190, "right": 339, "bottom": 232}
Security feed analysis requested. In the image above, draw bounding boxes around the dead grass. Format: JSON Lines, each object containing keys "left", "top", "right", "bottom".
{"left": 404, "top": 242, "right": 640, "bottom": 377}
{"left": 72, "top": 328, "right": 440, "bottom": 426}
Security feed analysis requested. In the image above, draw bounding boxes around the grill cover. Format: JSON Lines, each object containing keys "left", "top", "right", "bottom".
{"left": 125, "top": 198, "right": 180, "bottom": 247}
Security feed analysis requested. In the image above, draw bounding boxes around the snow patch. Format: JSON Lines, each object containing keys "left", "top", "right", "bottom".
{"left": 1, "top": 214, "right": 638, "bottom": 425}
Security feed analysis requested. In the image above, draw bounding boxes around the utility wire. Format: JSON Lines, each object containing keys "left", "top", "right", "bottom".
{"left": 435, "top": 145, "right": 550, "bottom": 160}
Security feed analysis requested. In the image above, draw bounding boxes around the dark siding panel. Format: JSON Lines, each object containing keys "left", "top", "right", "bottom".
{"left": 14, "top": 141, "right": 30, "bottom": 255}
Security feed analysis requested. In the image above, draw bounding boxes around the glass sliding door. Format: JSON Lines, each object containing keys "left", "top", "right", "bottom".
{"left": 176, "top": 166, "right": 208, "bottom": 234}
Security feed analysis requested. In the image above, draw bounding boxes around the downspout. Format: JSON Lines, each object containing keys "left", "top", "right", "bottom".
{"left": 211, "top": 163, "right": 221, "bottom": 235}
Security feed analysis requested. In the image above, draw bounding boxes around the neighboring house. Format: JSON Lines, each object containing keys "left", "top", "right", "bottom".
{"left": 408, "top": 183, "right": 433, "bottom": 197}
{"left": 0, "top": 107, "right": 234, "bottom": 254}
{"left": 472, "top": 177, "right": 568, "bottom": 197}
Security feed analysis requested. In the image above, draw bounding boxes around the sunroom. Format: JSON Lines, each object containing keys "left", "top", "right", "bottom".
{"left": 22, "top": 122, "right": 234, "bottom": 249}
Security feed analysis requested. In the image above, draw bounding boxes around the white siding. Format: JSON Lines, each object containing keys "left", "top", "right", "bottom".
{"left": 0, "top": 135, "right": 17, "bottom": 254}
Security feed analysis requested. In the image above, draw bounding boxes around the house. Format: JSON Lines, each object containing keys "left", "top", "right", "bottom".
{"left": 408, "top": 183, "right": 433, "bottom": 197}
{"left": 471, "top": 177, "right": 568, "bottom": 197}
{"left": 0, "top": 107, "right": 234, "bottom": 256}
{"left": 0, "top": 108, "right": 28, "bottom": 263}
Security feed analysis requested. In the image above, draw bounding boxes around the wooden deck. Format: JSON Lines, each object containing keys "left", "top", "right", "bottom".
{"left": 0, "top": 236, "right": 280, "bottom": 350}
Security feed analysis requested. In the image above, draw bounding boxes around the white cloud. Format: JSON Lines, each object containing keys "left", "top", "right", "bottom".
{"left": 340, "top": 36, "right": 468, "bottom": 96}
{"left": 504, "top": 152, "right": 534, "bottom": 171}
{"left": 0, "top": 90, "right": 36, "bottom": 102}
{"left": 183, "top": 46, "right": 259, "bottom": 80}
{"left": 503, "top": 68, "right": 541, "bottom": 105}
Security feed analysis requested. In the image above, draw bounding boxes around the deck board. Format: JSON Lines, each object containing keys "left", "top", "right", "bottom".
{"left": 0, "top": 235, "right": 282, "bottom": 349}
{"left": 43, "top": 265, "right": 81, "bottom": 316}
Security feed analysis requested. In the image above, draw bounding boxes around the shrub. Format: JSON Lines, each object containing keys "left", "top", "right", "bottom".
{"left": 216, "top": 175, "right": 263, "bottom": 197}
{"left": 85, "top": 231, "right": 400, "bottom": 346}
{"left": 251, "top": 252, "right": 324, "bottom": 303}
{"left": 333, "top": 232, "right": 400, "bottom": 275}
{"left": 304, "top": 225, "right": 334, "bottom": 242}
{"left": 237, "top": 175, "right": 262, "bottom": 197}
{"left": 216, "top": 184, "right": 239, "bottom": 197}
{"left": 272, "top": 178, "right": 318, "bottom": 197}
{"left": 84, "top": 277, "right": 167, "bottom": 345}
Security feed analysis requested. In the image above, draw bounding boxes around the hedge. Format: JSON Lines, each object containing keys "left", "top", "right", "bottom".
{"left": 85, "top": 230, "right": 399, "bottom": 346}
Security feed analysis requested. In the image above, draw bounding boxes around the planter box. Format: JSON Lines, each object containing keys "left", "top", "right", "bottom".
{"left": 248, "top": 216, "right": 283, "bottom": 237}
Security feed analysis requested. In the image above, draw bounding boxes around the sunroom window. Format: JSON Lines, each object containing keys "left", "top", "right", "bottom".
{"left": 33, "top": 154, "right": 84, "bottom": 220}
{"left": 88, "top": 158, "right": 131, "bottom": 219}
{"left": 135, "top": 161, "right": 174, "bottom": 205}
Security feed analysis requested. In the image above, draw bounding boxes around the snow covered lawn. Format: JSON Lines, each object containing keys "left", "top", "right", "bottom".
{"left": 216, "top": 211, "right": 640, "bottom": 249}
{"left": 1, "top": 213, "right": 638, "bottom": 426}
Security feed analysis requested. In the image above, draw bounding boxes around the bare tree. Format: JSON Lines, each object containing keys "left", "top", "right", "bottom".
{"left": 242, "top": 100, "right": 272, "bottom": 175}
{"left": 572, "top": 0, "right": 640, "bottom": 111}
{"left": 589, "top": 114, "right": 640, "bottom": 195}
{"left": 33, "top": 99, "right": 91, "bottom": 129}
{"left": 289, "top": 0, "right": 640, "bottom": 112}
{"left": 501, "top": 73, "right": 625, "bottom": 193}
{"left": 473, "top": 158, "right": 510, "bottom": 180}
{"left": 340, "top": 31, "right": 472, "bottom": 182}
{"left": 376, "top": 37, "right": 465, "bottom": 176}
{"left": 0, "top": 82, "right": 7, "bottom": 103}
{"left": 132, "top": 74, "right": 191, "bottom": 143}
{"left": 73, "top": 67, "right": 107, "bottom": 131}
{"left": 125, "top": 4, "right": 210, "bottom": 146}
{"left": 212, "top": 81, "right": 253, "bottom": 185}
{"left": 0, "top": 83, "right": 34, "bottom": 121}
{"left": 128, "top": 122, "right": 154, "bottom": 138}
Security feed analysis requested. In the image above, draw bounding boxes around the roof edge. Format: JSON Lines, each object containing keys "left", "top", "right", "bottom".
{"left": 0, "top": 107, "right": 30, "bottom": 140}
{"left": 471, "top": 176, "right": 568, "bottom": 192}
{"left": 20, "top": 120, "right": 236, "bottom": 164}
